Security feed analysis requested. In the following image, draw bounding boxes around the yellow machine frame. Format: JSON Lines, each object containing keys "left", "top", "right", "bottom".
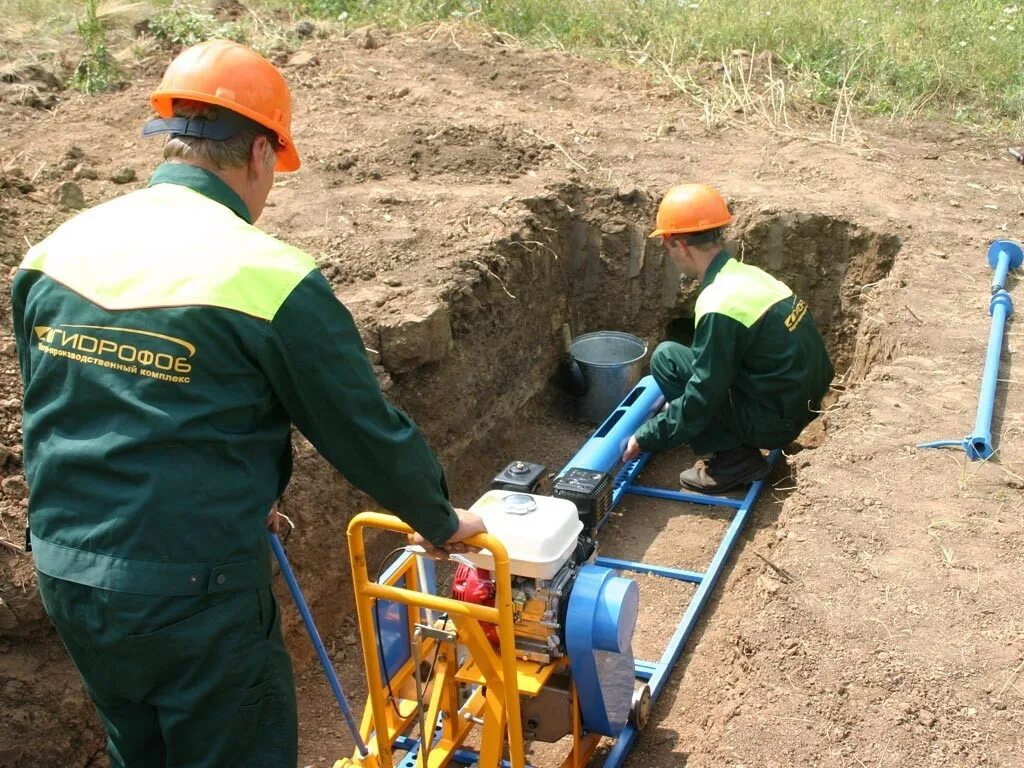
{"left": 335, "top": 512, "right": 600, "bottom": 768}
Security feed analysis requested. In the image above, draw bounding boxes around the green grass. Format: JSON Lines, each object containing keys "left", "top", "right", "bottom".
{"left": 291, "top": 0, "right": 1024, "bottom": 133}
{"left": 149, "top": 5, "right": 248, "bottom": 49}
{"left": 0, "top": 0, "right": 71, "bottom": 23}
{"left": 2, "top": 0, "right": 1021, "bottom": 134}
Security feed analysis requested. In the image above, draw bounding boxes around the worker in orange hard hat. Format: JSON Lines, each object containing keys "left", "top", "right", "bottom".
{"left": 14, "top": 39, "right": 483, "bottom": 767}
{"left": 622, "top": 184, "right": 835, "bottom": 493}
{"left": 143, "top": 37, "right": 301, "bottom": 172}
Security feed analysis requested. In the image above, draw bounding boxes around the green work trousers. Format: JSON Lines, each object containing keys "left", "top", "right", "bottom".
{"left": 37, "top": 572, "right": 297, "bottom": 768}
{"left": 650, "top": 343, "right": 749, "bottom": 455}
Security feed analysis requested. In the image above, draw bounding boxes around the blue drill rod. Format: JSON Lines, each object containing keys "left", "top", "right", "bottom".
{"left": 269, "top": 532, "right": 369, "bottom": 757}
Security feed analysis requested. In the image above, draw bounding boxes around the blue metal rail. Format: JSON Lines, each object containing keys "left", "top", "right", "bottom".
{"left": 599, "top": 451, "right": 778, "bottom": 768}
{"left": 393, "top": 735, "right": 536, "bottom": 768}
{"left": 553, "top": 374, "right": 779, "bottom": 767}
{"left": 594, "top": 556, "right": 704, "bottom": 584}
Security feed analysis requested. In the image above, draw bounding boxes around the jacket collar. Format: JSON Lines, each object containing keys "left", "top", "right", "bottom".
{"left": 700, "top": 249, "right": 732, "bottom": 290}
{"left": 148, "top": 162, "right": 252, "bottom": 224}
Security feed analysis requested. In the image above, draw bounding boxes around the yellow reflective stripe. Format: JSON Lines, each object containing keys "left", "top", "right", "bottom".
{"left": 21, "top": 185, "right": 315, "bottom": 320}
{"left": 695, "top": 259, "right": 793, "bottom": 328}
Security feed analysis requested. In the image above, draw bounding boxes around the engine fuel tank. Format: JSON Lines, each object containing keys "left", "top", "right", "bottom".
{"left": 460, "top": 490, "right": 583, "bottom": 579}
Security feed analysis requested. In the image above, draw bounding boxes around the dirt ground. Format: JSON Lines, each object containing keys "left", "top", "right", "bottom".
{"left": 1, "top": 18, "right": 1023, "bottom": 768}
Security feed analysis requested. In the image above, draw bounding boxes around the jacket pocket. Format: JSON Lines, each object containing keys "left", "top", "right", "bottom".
{"left": 739, "top": 408, "right": 797, "bottom": 449}
{"left": 125, "top": 589, "right": 260, "bottom": 651}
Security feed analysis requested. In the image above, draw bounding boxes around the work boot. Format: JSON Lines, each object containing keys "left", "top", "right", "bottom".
{"left": 679, "top": 446, "right": 771, "bottom": 494}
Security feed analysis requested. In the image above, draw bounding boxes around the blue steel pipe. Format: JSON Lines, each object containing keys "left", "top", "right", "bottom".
{"left": 966, "top": 289, "right": 1014, "bottom": 459}
{"left": 919, "top": 239, "right": 1022, "bottom": 460}
{"left": 990, "top": 239, "right": 1020, "bottom": 293}
{"left": 269, "top": 533, "right": 369, "bottom": 757}
{"left": 966, "top": 240, "right": 1024, "bottom": 458}
{"left": 558, "top": 375, "right": 665, "bottom": 475}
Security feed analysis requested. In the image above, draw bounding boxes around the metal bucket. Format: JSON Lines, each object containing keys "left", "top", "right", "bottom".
{"left": 569, "top": 331, "right": 648, "bottom": 423}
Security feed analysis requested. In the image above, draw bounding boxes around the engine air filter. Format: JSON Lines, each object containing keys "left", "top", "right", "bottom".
{"left": 552, "top": 468, "right": 612, "bottom": 534}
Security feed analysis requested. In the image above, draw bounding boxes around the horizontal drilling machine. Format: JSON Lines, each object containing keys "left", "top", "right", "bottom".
{"left": 336, "top": 380, "right": 667, "bottom": 768}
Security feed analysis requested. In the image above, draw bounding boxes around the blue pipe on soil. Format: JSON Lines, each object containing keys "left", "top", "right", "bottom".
{"left": 966, "top": 289, "right": 1014, "bottom": 459}
{"left": 919, "top": 239, "right": 1022, "bottom": 460}
{"left": 991, "top": 241, "right": 1016, "bottom": 294}
{"left": 269, "top": 533, "right": 369, "bottom": 757}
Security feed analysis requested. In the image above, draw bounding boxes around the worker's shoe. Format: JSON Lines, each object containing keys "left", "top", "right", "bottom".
{"left": 679, "top": 446, "right": 771, "bottom": 494}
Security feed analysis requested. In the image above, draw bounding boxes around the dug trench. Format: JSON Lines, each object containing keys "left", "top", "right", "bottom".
{"left": 0, "top": 175, "right": 901, "bottom": 766}
{"left": 289, "top": 186, "right": 902, "bottom": 765}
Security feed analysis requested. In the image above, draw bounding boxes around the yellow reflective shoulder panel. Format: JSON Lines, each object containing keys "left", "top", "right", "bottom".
{"left": 695, "top": 259, "right": 793, "bottom": 328}
{"left": 21, "top": 185, "right": 315, "bottom": 320}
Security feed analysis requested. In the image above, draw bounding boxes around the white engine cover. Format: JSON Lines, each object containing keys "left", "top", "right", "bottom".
{"left": 462, "top": 490, "right": 583, "bottom": 579}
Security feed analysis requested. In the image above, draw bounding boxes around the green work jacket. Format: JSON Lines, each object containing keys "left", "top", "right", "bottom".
{"left": 636, "top": 251, "right": 835, "bottom": 452}
{"left": 12, "top": 163, "right": 457, "bottom": 595}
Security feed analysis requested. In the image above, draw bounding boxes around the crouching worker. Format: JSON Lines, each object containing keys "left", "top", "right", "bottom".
{"left": 622, "top": 183, "right": 834, "bottom": 493}
{"left": 13, "top": 40, "right": 482, "bottom": 767}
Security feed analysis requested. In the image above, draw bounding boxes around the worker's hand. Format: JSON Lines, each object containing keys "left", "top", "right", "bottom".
{"left": 409, "top": 509, "right": 486, "bottom": 560}
{"left": 266, "top": 501, "right": 294, "bottom": 541}
{"left": 622, "top": 435, "right": 642, "bottom": 464}
{"left": 444, "top": 509, "right": 486, "bottom": 552}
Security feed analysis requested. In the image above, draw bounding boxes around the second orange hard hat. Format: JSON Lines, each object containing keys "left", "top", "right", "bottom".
{"left": 649, "top": 184, "right": 732, "bottom": 238}
{"left": 149, "top": 39, "right": 300, "bottom": 172}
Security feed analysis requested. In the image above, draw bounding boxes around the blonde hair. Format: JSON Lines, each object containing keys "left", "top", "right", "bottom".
{"left": 162, "top": 101, "right": 276, "bottom": 171}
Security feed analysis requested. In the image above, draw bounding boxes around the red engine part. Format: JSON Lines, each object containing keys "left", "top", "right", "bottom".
{"left": 452, "top": 563, "right": 499, "bottom": 645}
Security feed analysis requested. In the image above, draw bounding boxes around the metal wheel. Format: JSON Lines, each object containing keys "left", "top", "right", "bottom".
{"left": 629, "top": 683, "right": 652, "bottom": 729}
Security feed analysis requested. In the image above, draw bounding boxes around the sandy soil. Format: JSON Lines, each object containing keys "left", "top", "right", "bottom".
{"left": 1, "top": 19, "right": 1022, "bottom": 768}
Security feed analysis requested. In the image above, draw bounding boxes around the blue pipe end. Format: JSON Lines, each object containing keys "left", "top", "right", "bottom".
{"left": 987, "top": 239, "right": 1024, "bottom": 271}
{"left": 965, "top": 434, "right": 993, "bottom": 461}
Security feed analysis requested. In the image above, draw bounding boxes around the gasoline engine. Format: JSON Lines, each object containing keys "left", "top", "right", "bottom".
{"left": 444, "top": 461, "right": 648, "bottom": 744}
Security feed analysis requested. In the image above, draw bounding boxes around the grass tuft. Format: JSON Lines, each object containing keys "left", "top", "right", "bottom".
{"left": 70, "top": 0, "right": 121, "bottom": 94}
{"left": 149, "top": 5, "right": 248, "bottom": 50}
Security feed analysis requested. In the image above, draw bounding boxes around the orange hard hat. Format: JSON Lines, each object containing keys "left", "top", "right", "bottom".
{"left": 149, "top": 39, "right": 300, "bottom": 172}
{"left": 649, "top": 184, "right": 732, "bottom": 238}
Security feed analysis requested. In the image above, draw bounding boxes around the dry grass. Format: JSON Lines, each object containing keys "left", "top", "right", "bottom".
{"left": 646, "top": 46, "right": 889, "bottom": 155}
{"left": 652, "top": 51, "right": 793, "bottom": 135}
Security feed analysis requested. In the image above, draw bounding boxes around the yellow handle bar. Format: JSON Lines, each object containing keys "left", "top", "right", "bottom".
{"left": 348, "top": 512, "right": 514, "bottom": 623}
{"left": 345, "top": 511, "right": 527, "bottom": 768}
